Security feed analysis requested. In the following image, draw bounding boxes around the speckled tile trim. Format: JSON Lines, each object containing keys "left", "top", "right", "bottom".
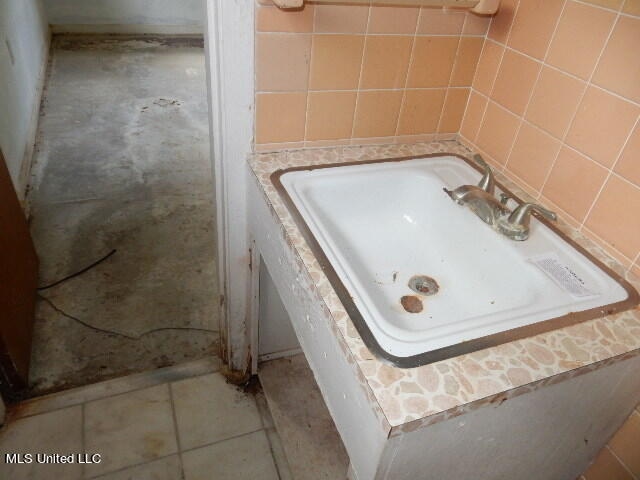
{"left": 249, "top": 141, "right": 640, "bottom": 436}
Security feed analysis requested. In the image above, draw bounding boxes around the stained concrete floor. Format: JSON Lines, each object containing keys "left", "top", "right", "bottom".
{"left": 27, "top": 36, "right": 219, "bottom": 395}
{"left": 259, "top": 355, "right": 350, "bottom": 480}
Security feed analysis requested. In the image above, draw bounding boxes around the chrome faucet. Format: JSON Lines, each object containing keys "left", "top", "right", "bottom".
{"left": 444, "top": 154, "right": 557, "bottom": 241}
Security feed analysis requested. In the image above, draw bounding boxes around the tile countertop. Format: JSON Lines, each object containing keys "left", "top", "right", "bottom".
{"left": 248, "top": 140, "right": 640, "bottom": 437}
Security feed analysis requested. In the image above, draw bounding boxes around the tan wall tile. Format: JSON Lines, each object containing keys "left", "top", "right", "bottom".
{"left": 487, "top": 0, "right": 519, "bottom": 44}
{"left": 368, "top": 6, "right": 420, "bottom": 34}
{"left": 580, "top": 0, "right": 624, "bottom": 9}
{"left": 592, "top": 16, "right": 640, "bottom": 103}
{"left": 547, "top": 1, "right": 617, "bottom": 80}
{"left": 507, "top": 122, "right": 561, "bottom": 191}
{"left": 607, "top": 411, "right": 640, "bottom": 477}
{"left": 407, "top": 36, "right": 459, "bottom": 88}
{"left": 462, "top": 12, "right": 491, "bottom": 36}
{"left": 397, "top": 89, "right": 446, "bottom": 135}
{"left": 614, "top": 123, "right": 640, "bottom": 187}
{"left": 508, "top": 0, "right": 564, "bottom": 60}
{"left": 450, "top": 37, "right": 483, "bottom": 87}
{"left": 314, "top": 4, "right": 369, "bottom": 34}
{"left": 566, "top": 87, "right": 638, "bottom": 168}
{"left": 256, "top": 93, "right": 307, "bottom": 144}
{"left": 585, "top": 176, "right": 640, "bottom": 260}
{"left": 472, "top": 40, "right": 504, "bottom": 96}
{"left": 583, "top": 447, "right": 634, "bottom": 480}
{"left": 256, "top": 33, "right": 311, "bottom": 92}
{"left": 542, "top": 147, "right": 608, "bottom": 222}
{"left": 360, "top": 36, "right": 413, "bottom": 90}
{"left": 525, "top": 66, "right": 586, "bottom": 140}
{"left": 256, "top": 5, "right": 314, "bottom": 33}
{"left": 622, "top": 0, "right": 640, "bottom": 16}
{"left": 476, "top": 101, "right": 520, "bottom": 165}
{"left": 417, "top": 7, "right": 465, "bottom": 35}
{"left": 353, "top": 90, "right": 403, "bottom": 138}
{"left": 306, "top": 91, "right": 357, "bottom": 141}
{"left": 439, "top": 88, "right": 470, "bottom": 133}
{"left": 309, "top": 35, "right": 364, "bottom": 90}
{"left": 491, "top": 49, "right": 541, "bottom": 115}
{"left": 460, "top": 90, "right": 487, "bottom": 142}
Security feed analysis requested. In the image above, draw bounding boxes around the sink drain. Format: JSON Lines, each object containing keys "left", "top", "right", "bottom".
{"left": 408, "top": 275, "right": 439, "bottom": 296}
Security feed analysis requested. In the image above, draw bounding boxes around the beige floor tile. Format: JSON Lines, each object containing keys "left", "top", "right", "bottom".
{"left": 171, "top": 373, "right": 263, "bottom": 450}
{"left": 0, "top": 406, "right": 82, "bottom": 480}
{"left": 84, "top": 384, "right": 178, "bottom": 477}
{"left": 259, "top": 355, "right": 350, "bottom": 480}
{"left": 182, "top": 431, "right": 278, "bottom": 480}
{"left": 91, "top": 455, "right": 182, "bottom": 480}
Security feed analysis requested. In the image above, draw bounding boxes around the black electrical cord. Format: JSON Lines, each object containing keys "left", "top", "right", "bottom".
{"left": 38, "top": 294, "right": 217, "bottom": 340}
{"left": 38, "top": 249, "right": 118, "bottom": 290}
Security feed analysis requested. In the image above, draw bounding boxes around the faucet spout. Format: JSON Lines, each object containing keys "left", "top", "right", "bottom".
{"left": 473, "top": 154, "right": 495, "bottom": 195}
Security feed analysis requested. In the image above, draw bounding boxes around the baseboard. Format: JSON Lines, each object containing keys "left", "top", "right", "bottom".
{"left": 17, "top": 26, "right": 52, "bottom": 212}
{"left": 50, "top": 24, "right": 204, "bottom": 35}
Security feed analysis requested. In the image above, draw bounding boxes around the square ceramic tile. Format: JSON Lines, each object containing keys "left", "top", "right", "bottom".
{"left": 585, "top": 175, "right": 640, "bottom": 260}
{"left": 491, "top": 49, "right": 540, "bottom": 115}
{"left": 256, "top": 33, "right": 312, "bottom": 92}
{"left": 547, "top": 1, "right": 616, "bottom": 80}
{"left": 566, "top": 87, "right": 638, "bottom": 168}
{"left": 475, "top": 101, "right": 520, "bottom": 165}
{"left": 306, "top": 91, "right": 356, "bottom": 141}
{"left": 171, "top": 372, "right": 263, "bottom": 450}
{"left": 353, "top": 90, "right": 404, "bottom": 138}
{"left": 487, "top": 0, "right": 518, "bottom": 44}
{"left": 84, "top": 384, "right": 178, "bottom": 477}
{"left": 439, "top": 89, "right": 470, "bottom": 133}
{"left": 507, "top": 0, "right": 563, "bottom": 59}
{"left": 525, "top": 66, "right": 586, "bottom": 140}
{"left": 360, "top": 36, "right": 413, "bottom": 90}
{"left": 460, "top": 91, "right": 487, "bottom": 142}
{"left": 313, "top": 4, "right": 369, "bottom": 33}
{"left": 368, "top": 6, "right": 420, "bottom": 34}
{"left": 256, "top": 93, "right": 307, "bottom": 144}
{"left": 91, "top": 455, "right": 182, "bottom": 480}
{"left": 182, "top": 431, "right": 278, "bottom": 480}
{"left": 607, "top": 410, "right": 640, "bottom": 477}
{"left": 308, "top": 35, "right": 365, "bottom": 90}
{"left": 592, "top": 16, "right": 640, "bottom": 103}
{"left": 406, "top": 36, "right": 459, "bottom": 88}
{"left": 614, "top": 124, "right": 640, "bottom": 187}
{"left": 0, "top": 406, "right": 83, "bottom": 480}
{"left": 417, "top": 8, "right": 465, "bottom": 34}
{"left": 398, "top": 89, "right": 446, "bottom": 135}
{"left": 542, "top": 147, "right": 608, "bottom": 223}
{"left": 450, "top": 37, "right": 483, "bottom": 87}
{"left": 472, "top": 40, "right": 504, "bottom": 96}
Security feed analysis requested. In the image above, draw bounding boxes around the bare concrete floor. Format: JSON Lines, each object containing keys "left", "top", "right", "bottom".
{"left": 27, "top": 36, "right": 219, "bottom": 395}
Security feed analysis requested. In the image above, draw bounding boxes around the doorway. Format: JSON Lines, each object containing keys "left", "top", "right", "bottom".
{"left": 26, "top": 35, "right": 219, "bottom": 395}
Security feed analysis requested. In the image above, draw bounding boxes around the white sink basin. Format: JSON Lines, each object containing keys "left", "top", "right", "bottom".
{"left": 275, "top": 155, "right": 638, "bottom": 367}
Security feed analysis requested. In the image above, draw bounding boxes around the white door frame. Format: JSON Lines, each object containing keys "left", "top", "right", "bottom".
{"left": 204, "top": 0, "right": 255, "bottom": 375}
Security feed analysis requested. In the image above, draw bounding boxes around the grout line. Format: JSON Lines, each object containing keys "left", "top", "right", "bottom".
{"left": 537, "top": 7, "right": 621, "bottom": 206}
{"left": 16, "top": 359, "right": 222, "bottom": 421}
{"left": 167, "top": 383, "right": 185, "bottom": 478}
{"left": 257, "top": 86, "right": 462, "bottom": 94}
{"left": 573, "top": 0, "right": 624, "bottom": 14}
{"left": 255, "top": 30, "right": 485, "bottom": 38}
{"left": 348, "top": 4, "right": 372, "bottom": 141}
{"left": 393, "top": 6, "right": 422, "bottom": 138}
{"left": 302, "top": 7, "right": 317, "bottom": 143}
{"left": 435, "top": 33, "right": 463, "bottom": 134}
{"left": 605, "top": 445, "right": 639, "bottom": 480}
{"left": 503, "top": 0, "right": 568, "bottom": 174}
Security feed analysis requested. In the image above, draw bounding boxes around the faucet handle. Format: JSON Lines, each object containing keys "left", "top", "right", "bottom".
{"left": 473, "top": 154, "right": 495, "bottom": 195}
{"left": 498, "top": 202, "right": 557, "bottom": 241}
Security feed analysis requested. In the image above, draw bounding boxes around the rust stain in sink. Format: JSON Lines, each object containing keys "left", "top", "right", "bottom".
{"left": 401, "top": 295, "right": 424, "bottom": 313}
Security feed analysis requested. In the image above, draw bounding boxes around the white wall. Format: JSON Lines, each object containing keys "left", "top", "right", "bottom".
{"left": 43, "top": 0, "right": 204, "bottom": 33}
{"left": 0, "top": 0, "right": 49, "bottom": 197}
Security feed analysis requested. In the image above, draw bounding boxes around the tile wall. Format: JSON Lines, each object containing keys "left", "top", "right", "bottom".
{"left": 581, "top": 406, "right": 640, "bottom": 480}
{"left": 459, "top": 0, "right": 640, "bottom": 275}
{"left": 254, "top": 2, "right": 490, "bottom": 149}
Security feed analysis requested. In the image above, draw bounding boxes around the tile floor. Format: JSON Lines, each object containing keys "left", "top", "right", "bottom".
{"left": 0, "top": 358, "right": 292, "bottom": 480}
